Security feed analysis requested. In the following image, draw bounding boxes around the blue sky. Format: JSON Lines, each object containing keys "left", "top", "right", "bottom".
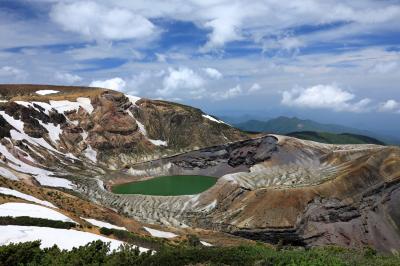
{"left": 0, "top": 0, "right": 400, "bottom": 135}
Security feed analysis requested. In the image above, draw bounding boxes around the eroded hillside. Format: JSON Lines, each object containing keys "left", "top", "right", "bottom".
{"left": 0, "top": 84, "right": 399, "bottom": 253}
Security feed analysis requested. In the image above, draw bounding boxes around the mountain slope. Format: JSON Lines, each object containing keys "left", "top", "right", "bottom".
{"left": 287, "top": 131, "right": 385, "bottom": 145}
{"left": 234, "top": 116, "right": 367, "bottom": 134}
{"left": 1, "top": 84, "right": 400, "bottom": 253}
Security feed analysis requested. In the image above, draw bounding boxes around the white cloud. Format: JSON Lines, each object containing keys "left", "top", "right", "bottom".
{"left": 379, "top": 99, "right": 400, "bottom": 112}
{"left": 0, "top": 66, "right": 27, "bottom": 80}
{"left": 248, "top": 83, "right": 261, "bottom": 93}
{"left": 369, "top": 61, "right": 399, "bottom": 74}
{"left": 158, "top": 67, "right": 205, "bottom": 97}
{"left": 212, "top": 85, "right": 242, "bottom": 100}
{"left": 281, "top": 84, "right": 372, "bottom": 112}
{"left": 50, "top": 1, "right": 156, "bottom": 41}
{"left": 89, "top": 77, "right": 126, "bottom": 91}
{"left": 211, "top": 82, "right": 263, "bottom": 101}
{"left": 55, "top": 72, "right": 82, "bottom": 84}
{"left": 155, "top": 53, "right": 167, "bottom": 63}
{"left": 202, "top": 68, "right": 222, "bottom": 79}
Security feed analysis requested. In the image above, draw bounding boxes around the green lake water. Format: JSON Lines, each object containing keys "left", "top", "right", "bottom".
{"left": 111, "top": 175, "right": 217, "bottom": 196}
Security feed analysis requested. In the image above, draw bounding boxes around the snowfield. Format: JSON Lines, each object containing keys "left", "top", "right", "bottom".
{"left": 15, "top": 97, "right": 93, "bottom": 115}
{"left": 0, "top": 187, "right": 57, "bottom": 208}
{"left": 82, "top": 218, "right": 127, "bottom": 230}
{"left": 34, "top": 175, "right": 75, "bottom": 190}
{"left": 0, "top": 202, "right": 75, "bottom": 223}
{"left": 0, "top": 166, "right": 19, "bottom": 180}
{"left": 0, "top": 225, "right": 149, "bottom": 252}
{"left": 143, "top": 227, "right": 178, "bottom": 238}
{"left": 0, "top": 142, "right": 74, "bottom": 189}
{"left": 36, "top": 90, "right": 59, "bottom": 95}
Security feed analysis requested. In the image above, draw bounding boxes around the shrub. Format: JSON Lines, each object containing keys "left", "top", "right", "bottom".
{"left": 0, "top": 216, "right": 76, "bottom": 229}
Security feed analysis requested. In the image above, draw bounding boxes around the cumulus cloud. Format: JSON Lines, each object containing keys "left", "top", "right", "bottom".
{"left": 55, "top": 72, "right": 82, "bottom": 84}
{"left": 158, "top": 67, "right": 205, "bottom": 97}
{"left": 281, "top": 84, "right": 372, "bottom": 112}
{"left": 202, "top": 68, "right": 222, "bottom": 79}
{"left": 89, "top": 77, "right": 126, "bottom": 91}
{"left": 379, "top": 99, "right": 400, "bottom": 112}
{"left": 50, "top": 1, "right": 156, "bottom": 41}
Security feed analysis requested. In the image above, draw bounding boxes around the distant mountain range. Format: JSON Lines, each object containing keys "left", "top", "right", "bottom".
{"left": 287, "top": 131, "right": 385, "bottom": 145}
{"left": 233, "top": 116, "right": 399, "bottom": 145}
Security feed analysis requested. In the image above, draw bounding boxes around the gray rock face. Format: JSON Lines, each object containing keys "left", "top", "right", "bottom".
{"left": 298, "top": 180, "right": 400, "bottom": 252}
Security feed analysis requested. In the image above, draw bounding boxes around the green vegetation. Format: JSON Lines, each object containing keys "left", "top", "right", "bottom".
{"left": 112, "top": 175, "right": 217, "bottom": 196}
{"left": 234, "top": 116, "right": 359, "bottom": 134}
{"left": 0, "top": 216, "right": 76, "bottom": 229}
{"left": 234, "top": 116, "right": 394, "bottom": 144}
{"left": 99, "top": 227, "right": 167, "bottom": 251}
{"left": 1, "top": 240, "right": 399, "bottom": 266}
{"left": 287, "top": 131, "right": 385, "bottom": 145}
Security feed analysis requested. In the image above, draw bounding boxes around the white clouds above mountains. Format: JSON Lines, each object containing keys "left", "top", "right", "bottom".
{"left": 55, "top": 72, "right": 82, "bottom": 84}
{"left": 281, "top": 84, "right": 372, "bottom": 113}
{"left": 281, "top": 84, "right": 400, "bottom": 114}
{"left": 159, "top": 67, "right": 205, "bottom": 98}
{"left": 47, "top": 0, "right": 400, "bottom": 51}
{"left": 202, "top": 68, "right": 222, "bottom": 79}
{"left": 50, "top": 1, "right": 156, "bottom": 41}
{"left": 89, "top": 77, "right": 126, "bottom": 91}
{"left": 0, "top": 66, "right": 27, "bottom": 81}
{"left": 1, "top": 0, "right": 399, "bottom": 133}
{"left": 379, "top": 100, "right": 400, "bottom": 112}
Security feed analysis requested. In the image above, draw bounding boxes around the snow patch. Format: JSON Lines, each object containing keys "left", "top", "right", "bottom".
{"left": 0, "top": 143, "right": 74, "bottom": 189}
{"left": 82, "top": 218, "right": 127, "bottom": 230}
{"left": 0, "top": 187, "right": 57, "bottom": 208}
{"left": 200, "top": 200, "right": 217, "bottom": 212}
{"left": 34, "top": 175, "right": 75, "bottom": 189}
{"left": 201, "top": 241, "right": 213, "bottom": 246}
{"left": 127, "top": 111, "right": 168, "bottom": 146}
{"left": 36, "top": 90, "right": 59, "bottom": 95}
{"left": 0, "top": 167, "right": 19, "bottom": 181}
{"left": 148, "top": 139, "right": 168, "bottom": 146}
{"left": 49, "top": 97, "right": 93, "bottom": 114}
{"left": 0, "top": 111, "right": 24, "bottom": 132}
{"left": 134, "top": 118, "right": 147, "bottom": 135}
{"left": 37, "top": 120, "right": 61, "bottom": 143}
{"left": 0, "top": 202, "right": 74, "bottom": 223}
{"left": 143, "top": 227, "right": 178, "bottom": 238}
{"left": 84, "top": 145, "right": 97, "bottom": 162}
{"left": 0, "top": 225, "right": 147, "bottom": 251}
{"left": 127, "top": 95, "right": 141, "bottom": 105}
{"left": 76, "top": 97, "right": 94, "bottom": 113}
{"left": 202, "top": 114, "right": 225, "bottom": 124}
